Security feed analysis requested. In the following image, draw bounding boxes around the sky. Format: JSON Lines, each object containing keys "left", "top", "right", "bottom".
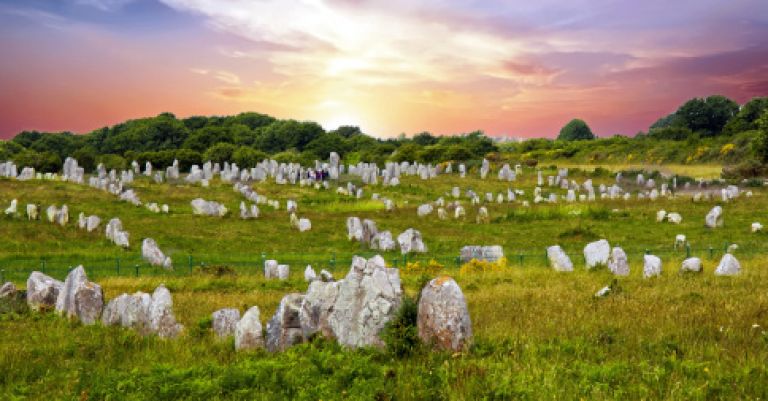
{"left": 0, "top": 0, "right": 766, "bottom": 139}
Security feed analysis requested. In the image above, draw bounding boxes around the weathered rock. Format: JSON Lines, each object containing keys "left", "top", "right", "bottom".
{"left": 608, "top": 247, "right": 630, "bottom": 276}
{"left": 584, "top": 240, "right": 610, "bottom": 269}
{"left": 667, "top": 213, "right": 682, "bottom": 224}
{"left": 86, "top": 215, "right": 101, "bottom": 232}
{"left": 304, "top": 265, "right": 317, "bottom": 282}
{"left": 752, "top": 222, "right": 763, "bottom": 233}
{"left": 148, "top": 285, "right": 183, "bottom": 338}
{"left": 142, "top": 238, "right": 172, "bottom": 270}
{"left": 347, "top": 217, "right": 363, "bottom": 241}
{"left": 0, "top": 282, "right": 17, "bottom": 299}
{"left": 547, "top": 246, "right": 573, "bottom": 272}
{"left": 298, "top": 218, "right": 312, "bottom": 232}
{"left": 643, "top": 254, "right": 662, "bottom": 278}
{"left": 370, "top": 231, "right": 396, "bottom": 251}
{"left": 397, "top": 228, "right": 427, "bottom": 254}
{"left": 212, "top": 308, "right": 241, "bottom": 338}
{"left": 320, "top": 270, "right": 334, "bottom": 282}
{"left": 26, "top": 271, "right": 63, "bottom": 311}
{"left": 680, "top": 257, "right": 702, "bottom": 273}
{"left": 328, "top": 255, "right": 402, "bottom": 348}
{"left": 235, "top": 306, "right": 264, "bottom": 351}
{"left": 460, "top": 246, "right": 504, "bottom": 263}
{"left": 300, "top": 280, "right": 342, "bottom": 340}
{"left": 277, "top": 265, "right": 290, "bottom": 280}
{"left": 714, "top": 253, "right": 741, "bottom": 276}
{"left": 101, "top": 292, "right": 152, "bottom": 330}
{"left": 191, "top": 198, "right": 228, "bottom": 217}
{"left": 705, "top": 206, "right": 723, "bottom": 228}
{"left": 264, "top": 260, "right": 278, "bottom": 278}
{"left": 417, "top": 276, "right": 472, "bottom": 351}
{"left": 55, "top": 266, "right": 104, "bottom": 325}
{"left": 266, "top": 293, "right": 305, "bottom": 352}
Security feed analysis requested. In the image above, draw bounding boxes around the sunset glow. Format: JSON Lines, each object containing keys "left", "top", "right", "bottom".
{"left": 1, "top": 0, "right": 766, "bottom": 138}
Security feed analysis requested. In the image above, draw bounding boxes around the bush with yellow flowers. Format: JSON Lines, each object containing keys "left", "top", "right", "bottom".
{"left": 459, "top": 257, "right": 509, "bottom": 275}
{"left": 401, "top": 259, "right": 445, "bottom": 276}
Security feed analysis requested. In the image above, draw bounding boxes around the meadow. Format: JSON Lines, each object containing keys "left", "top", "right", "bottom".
{"left": 1, "top": 163, "right": 768, "bottom": 400}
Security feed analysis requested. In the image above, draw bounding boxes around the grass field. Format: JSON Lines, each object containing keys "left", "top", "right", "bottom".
{"left": 1, "top": 163, "right": 767, "bottom": 399}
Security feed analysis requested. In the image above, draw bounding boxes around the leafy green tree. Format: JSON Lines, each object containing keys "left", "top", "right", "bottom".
{"left": 11, "top": 131, "right": 43, "bottom": 148}
{"left": 175, "top": 149, "right": 202, "bottom": 170}
{"left": 231, "top": 112, "right": 276, "bottom": 130}
{"left": 676, "top": 95, "right": 739, "bottom": 137}
{"left": 182, "top": 126, "right": 231, "bottom": 152}
{"left": 0, "top": 141, "right": 25, "bottom": 160}
{"left": 203, "top": 143, "right": 237, "bottom": 163}
{"left": 305, "top": 133, "right": 348, "bottom": 159}
{"left": 330, "top": 125, "right": 363, "bottom": 138}
{"left": 417, "top": 145, "right": 445, "bottom": 163}
{"left": 96, "top": 154, "right": 127, "bottom": 171}
{"left": 412, "top": 132, "right": 438, "bottom": 146}
{"left": 444, "top": 144, "right": 473, "bottom": 161}
{"left": 232, "top": 146, "right": 267, "bottom": 167}
{"left": 558, "top": 119, "right": 595, "bottom": 141}
{"left": 723, "top": 97, "right": 768, "bottom": 134}
{"left": 71, "top": 147, "right": 97, "bottom": 172}
{"left": 648, "top": 126, "right": 694, "bottom": 141}
{"left": 753, "top": 110, "right": 768, "bottom": 163}
{"left": 390, "top": 143, "right": 420, "bottom": 162}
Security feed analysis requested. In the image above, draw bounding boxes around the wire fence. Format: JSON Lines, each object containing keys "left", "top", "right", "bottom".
{"left": 0, "top": 240, "right": 758, "bottom": 283}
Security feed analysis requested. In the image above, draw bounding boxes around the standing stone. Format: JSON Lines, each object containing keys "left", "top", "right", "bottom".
{"left": 460, "top": 246, "right": 504, "bottom": 263}
{"left": 235, "top": 306, "right": 264, "bottom": 351}
{"left": 266, "top": 293, "right": 305, "bottom": 352}
{"left": 547, "top": 246, "right": 573, "bottom": 272}
{"left": 347, "top": 217, "right": 363, "bottom": 241}
{"left": 212, "top": 308, "right": 241, "bottom": 338}
{"left": 680, "top": 257, "right": 703, "bottom": 273}
{"left": 141, "top": 238, "right": 172, "bottom": 270}
{"left": 101, "top": 292, "right": 152, "bottom": 330}
{"left": 55, "top": 266, "right": 104, "bottom": 325}
{"left": 608, "top": 247, "right": 630, "bottom": 276}
{"left": 714, "top": 253, "right": 741, "bottom": 276}
{"left": 148, "top": 285, "right": 183, "bottom": 338}
{"left": 705, "top": 206, "right": 723, "bottom": 228}
{"left": 299, "top": 280, "right": 342, "bottom": 340}
{"left": 26, "top": 271, "right": 63, "bottom": 311}
{"left": 264, "top": 260, "right": 279, "bottom": 279}
{"left": 417, "top": 276, "right": 472, "bottom": 351}
{"left": 304, "top": 265, "right": 317, "bottom": 282}
{"left": 643, "top": 255, "right": 662, "bottom": 278}
{"left": 0, "top": 282, "right": 17, "bottom": 299}
{"left": 298, "top": 218, "right": 312, "bottom": 232}
{"left": 277, "top": 265, "right": 290, "bottom": 280}
{"left": 583, "top": 240, "right": 610, "bottom": 269}
{"left": 397, "top": 228, "right": 427, "bottom": 254}
{"left": 328, "top": 255, "right": 403, "bottom": 348}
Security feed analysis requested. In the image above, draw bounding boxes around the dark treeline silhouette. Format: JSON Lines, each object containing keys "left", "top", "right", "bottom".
{"left": 1, "top": 95, "right": 767, "bottom": 177}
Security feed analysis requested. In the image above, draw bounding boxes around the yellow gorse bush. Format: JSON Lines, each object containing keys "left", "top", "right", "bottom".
{"left": 401, "top": 259, "right": 445, "bottom": 276}
{"left": 459, "top": 257, "right": 509, "bottom": 275}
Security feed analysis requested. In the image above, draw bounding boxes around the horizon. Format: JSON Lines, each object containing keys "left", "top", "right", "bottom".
{"left": 1, "top": 0, "right": 766, "bottom": 140}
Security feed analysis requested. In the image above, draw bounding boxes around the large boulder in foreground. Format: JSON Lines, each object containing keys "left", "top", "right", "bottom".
{"left": 148, "top": 285, "right": 184, "bottom": 338}
{"left": 328, "top": 255, "right": 403, "bottom": 348}
{"left": 299, "top": 280, "right": 342, "bottom": 340}
{"left": 55, "top": 266, "right": 104, "bottom": 325}
{"left": 417, "top": 276, "right": 472, "bottom": 351}
{"left": 235, "top": 306, "right": 264, "bottom": 351}
{"left": 26, "top": 271, "right": 63, "bottom": 311}
{"left": 643, "top": 254, "right": 662, "bottom": 278}
{"left": 266, "top": 293, "right": 305, "bottom": 352}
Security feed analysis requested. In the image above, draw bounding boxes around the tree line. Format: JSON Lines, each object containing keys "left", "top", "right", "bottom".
{"left": 1, "top": 95, "right": 766, "bottom": 177}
